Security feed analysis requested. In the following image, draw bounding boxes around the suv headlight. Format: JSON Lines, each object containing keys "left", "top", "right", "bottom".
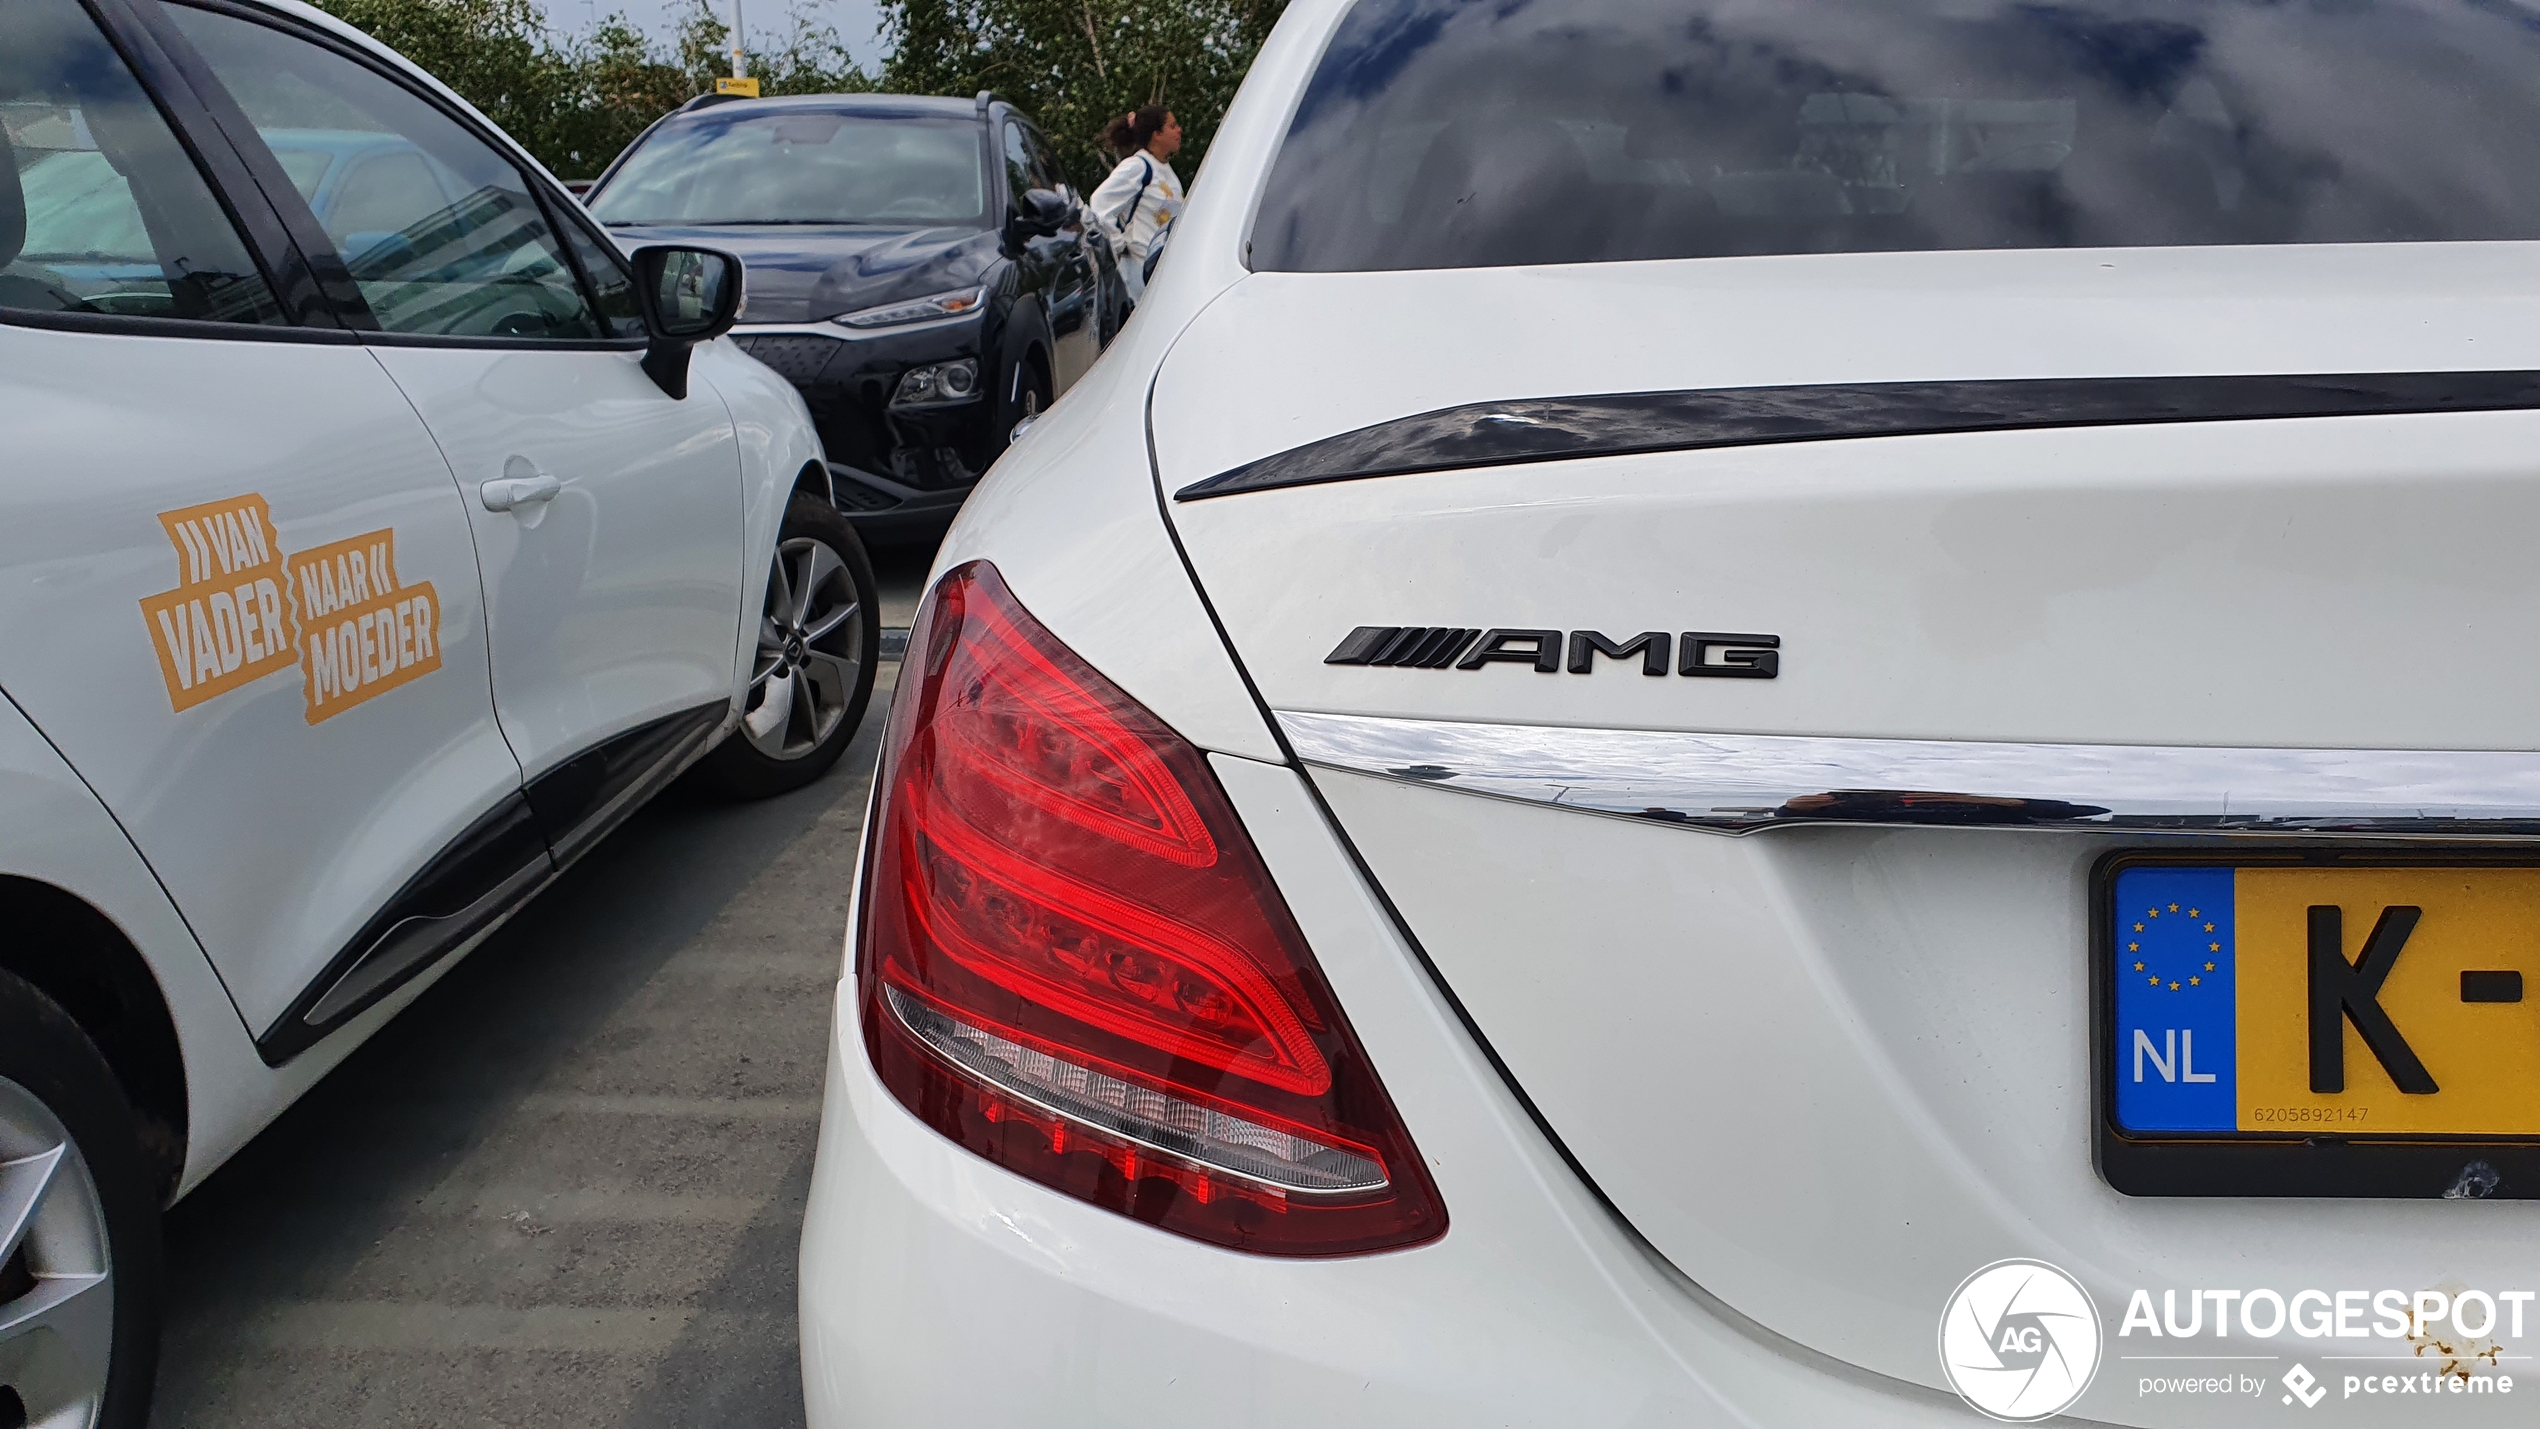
{"left": 894, "top": 359, "right": 980, "bottom": 407}
{"left": 834, "top": 286, "right": 987, "bottom": 329}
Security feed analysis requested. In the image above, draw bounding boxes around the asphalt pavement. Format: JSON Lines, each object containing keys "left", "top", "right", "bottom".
{"left": 146, "top": 542, "right": 933, "bottom": 1428}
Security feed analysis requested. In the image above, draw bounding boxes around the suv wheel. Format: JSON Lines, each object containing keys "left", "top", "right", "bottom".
{"left": 690, "top": 494, "right": 882, "bottom": 799}
{"left": 0, "top": 969, "right": 162, "bottom": 1429}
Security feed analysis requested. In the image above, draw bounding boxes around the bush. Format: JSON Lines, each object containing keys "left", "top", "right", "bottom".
{"left": 311, "top": 0, "right": 871, "bottom": 177}
{"left": 882, "top": 0, "right": 1285, "bottom": 187}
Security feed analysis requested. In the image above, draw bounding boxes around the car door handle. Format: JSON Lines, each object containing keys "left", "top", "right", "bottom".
{"left": 480, "top": 474, "right": 561, "bottom": 512}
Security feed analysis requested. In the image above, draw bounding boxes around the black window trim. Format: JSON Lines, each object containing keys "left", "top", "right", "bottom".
{"left": 0, "top": 0, "right": 346, "bottom": 340}
{"left": 146, "top": 0, "right": 645, "bottom": 349}
{"left": 121, "top": 0, "right": 378, "bottom": 327}
{"left": 528, "top": 160, "right": 650, "bottom": 348}
{"left": 985, "top": 103, "right": 1012, "bottom": 216}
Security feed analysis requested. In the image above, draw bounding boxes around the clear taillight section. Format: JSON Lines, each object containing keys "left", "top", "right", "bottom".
{"left": 858, "top": 561, "right": 1446, "bottom": 1255}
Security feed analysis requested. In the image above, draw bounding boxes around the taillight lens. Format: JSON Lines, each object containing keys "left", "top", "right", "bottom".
{"left": 858, "top": 561, "right": 1446, "bottom": 1256}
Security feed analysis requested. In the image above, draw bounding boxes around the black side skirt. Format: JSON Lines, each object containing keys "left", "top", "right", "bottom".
{"left": 256, "top": 702, "right": 728, "bottom": 1065}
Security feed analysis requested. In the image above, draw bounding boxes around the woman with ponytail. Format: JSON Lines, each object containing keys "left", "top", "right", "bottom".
{"left": 1089, "top": 106, "right": 1183, "bottom": 300}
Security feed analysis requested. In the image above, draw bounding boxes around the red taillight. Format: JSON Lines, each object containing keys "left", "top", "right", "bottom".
{"left": 858, "top": 561, "right": 1446, "bottom": 1256}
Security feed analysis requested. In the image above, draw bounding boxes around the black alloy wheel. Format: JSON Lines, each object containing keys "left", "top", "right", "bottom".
{"left": 689, "top": 494, "right": 883, "bottom": 799}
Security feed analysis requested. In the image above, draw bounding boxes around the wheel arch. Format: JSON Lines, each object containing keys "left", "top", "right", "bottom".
{"left": 0, "top": 876, "right": 187, "bottom": 1198}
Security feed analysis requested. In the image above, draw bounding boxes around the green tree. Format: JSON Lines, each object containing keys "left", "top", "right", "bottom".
{"left": 880, "top": 0, "right": 1285, "bottom": 187}
{"left": 308, "top": 0, "right": 874, "bottom": 178}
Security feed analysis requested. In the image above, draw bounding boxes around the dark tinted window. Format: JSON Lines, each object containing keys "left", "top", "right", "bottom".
{"left": 1001, "top": 120, "right": 1034, "bottom": 202}
{"left": 1252, "top": 0, "right": 2540, "bottom": 272}
{"left": 591, "top": 111, "right": 987, "bottom": 227}
{"left": 1019, "top": 123, "right": 1067, "bottom": 195}
{"left": 0, "top": 0, "right": 283, "bottom": 323}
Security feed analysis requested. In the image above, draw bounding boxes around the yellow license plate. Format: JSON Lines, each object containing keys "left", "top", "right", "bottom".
{"left": 2110, "top": 863, "right": 2540, "bottom": 1138}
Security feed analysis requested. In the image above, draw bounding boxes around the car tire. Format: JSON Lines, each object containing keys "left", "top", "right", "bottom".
{"left": 0, "top": 968, "right": 164, "bottom": 1429}
{"left": 689, "top": 495, "right": 883, "bottom": 800}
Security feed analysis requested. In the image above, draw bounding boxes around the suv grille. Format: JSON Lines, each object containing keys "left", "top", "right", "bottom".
{"left": 730, "top": 333, "right": 845, "bottom": 383}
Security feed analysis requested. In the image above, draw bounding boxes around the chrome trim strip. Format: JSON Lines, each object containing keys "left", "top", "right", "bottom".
{"left": 1278, "top": 711, "right": 2540, "bottom": 839}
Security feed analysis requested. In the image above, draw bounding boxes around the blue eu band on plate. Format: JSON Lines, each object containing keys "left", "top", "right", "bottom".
{"left": 2112, "top": 866, "right": 2240, "bottom": 1133}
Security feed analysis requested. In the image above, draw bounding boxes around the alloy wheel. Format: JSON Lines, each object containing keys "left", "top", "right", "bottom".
{"left": 0, "top": 1077, "right": 111, "bottom": 1429}
{"left": 743, "top": 536, "right": 864, "bottom": 761}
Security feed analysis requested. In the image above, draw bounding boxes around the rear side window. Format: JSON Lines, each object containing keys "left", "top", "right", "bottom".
{"left": 1251, "top": 0, "right": 2540, "bottom": 272}
{"left": 165, "top": 2, "right": 605, "bottom": 339}
{"left": 0, "top": 0, "right": 283, "bottom": 324}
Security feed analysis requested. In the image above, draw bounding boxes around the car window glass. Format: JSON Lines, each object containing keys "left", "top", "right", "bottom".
{"left": 554, "top": 215, "right": 644, "bottom": 338}
{"left": 1254, "top": 0, "right": 2540, "bottom": 272}
{"left": 0, "top": 0, "right": 284, "bottom": 323}
{"left": 1001, "top": 120, "right": 1034, "bottom": 203}
{"left": 325, "top": 149, "right": 442, "bottom": 238}
{"left": 270, "top": 145, "right": 334, "bottom": 200}
{"left": 589, "top": 111, "right": 986, "bottom": 227}
{"left": 1021, "top": 124, "right": 1067, "bottom": 197}
{"left": 164, "top": 3, "right": 602, "bottom": 339}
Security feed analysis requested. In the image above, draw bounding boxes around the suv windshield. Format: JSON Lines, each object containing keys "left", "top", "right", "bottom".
{"left": 1251, "top": 0, "right": 2540, "bottom": 272}
{"left": 592, "top": 110, "right": 986, "bottom": 227}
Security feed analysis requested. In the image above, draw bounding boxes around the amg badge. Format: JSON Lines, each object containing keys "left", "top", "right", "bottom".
{"left": 1324, "top": 627, "right": 1779, "bottom": 679}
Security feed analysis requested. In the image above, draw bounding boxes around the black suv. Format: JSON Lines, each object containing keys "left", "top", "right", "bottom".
{"left": 588, "top": 91, "right": 1126, "bottom": 539}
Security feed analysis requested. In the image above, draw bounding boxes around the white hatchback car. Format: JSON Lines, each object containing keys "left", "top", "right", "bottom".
{"left": 1, "top": 0, "right": 878, "bottom": 1420}
{"left": 800, "top": 0, "right": 2540, "bottom": 1423}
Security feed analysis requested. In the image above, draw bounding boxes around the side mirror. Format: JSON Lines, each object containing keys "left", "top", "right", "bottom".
{"left": 630, "top": 244, "right": 743, "bottom": 399}
{"left": 1006, "top": 187, "right": 1071, "bottom": 245}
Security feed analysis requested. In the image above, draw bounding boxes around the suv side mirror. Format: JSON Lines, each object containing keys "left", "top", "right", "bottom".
{"left": 630, "top": 244, "right": 743, "bottom": 399}
{"left": 1007, "top": 187, "right": 1071, "bottom": 245}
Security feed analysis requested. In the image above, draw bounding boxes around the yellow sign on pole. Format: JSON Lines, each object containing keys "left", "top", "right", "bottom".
{"left": 714, "top": 76, "right": 760, "bottom": 97}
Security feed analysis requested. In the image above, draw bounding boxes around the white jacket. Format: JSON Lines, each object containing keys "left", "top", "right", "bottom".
{"left": 1089, "top": 151, "right": 1183, "bottom": 266}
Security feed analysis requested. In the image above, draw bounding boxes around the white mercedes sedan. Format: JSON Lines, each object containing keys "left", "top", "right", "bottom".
{"left": 799, "top": 0, "right": 2540, "bottom": 1422}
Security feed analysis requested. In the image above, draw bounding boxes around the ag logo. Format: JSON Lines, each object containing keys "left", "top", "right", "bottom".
{"left": 1938, "top": 1258, "right": 2103, "bottom": 1422}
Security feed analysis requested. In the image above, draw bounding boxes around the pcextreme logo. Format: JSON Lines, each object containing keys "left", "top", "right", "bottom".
{"left": 139, "top": 492, "right": 443, "bottom": 724}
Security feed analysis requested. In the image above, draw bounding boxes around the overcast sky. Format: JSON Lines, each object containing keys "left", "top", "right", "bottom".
{"left": 536, "top": 0, "right": 889, "bottom": 72}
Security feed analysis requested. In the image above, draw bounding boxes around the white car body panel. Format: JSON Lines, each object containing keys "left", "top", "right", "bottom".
{"left": 372, "top": 344, "right": 747, "bottom": 775}
{"left": 0, "top": 0, "right": 825, "bottom": 1205}
{"left": 1160, "top": 389, "right": 2540, "bottom": 749}
{"left": 924, "top": 266, "right": 1278, "bottom": 765}
{"left": 1151, "top": 242, "right": 2540, "bottom": 490}
{"left": 804, "top": 0, "right": 2540, "bottom": 1419}
{"left": 803, "top": 755, "right": 1980, "bottom": 1428}
{"left": 0, "top": 322, "right": 525, "bottom": 1033}
{"left": 0, "top": 691, "right": 260, "bottom": 1195}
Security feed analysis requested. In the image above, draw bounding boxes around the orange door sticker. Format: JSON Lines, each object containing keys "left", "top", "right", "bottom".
{"left": 293, "top": 528, "right": 440, "bottom": 725}
{"left": 137, "top": 494, "right": 442, "bottom": 723}
{"left": 139, "top": 495, "right": 298, "bottom": 712}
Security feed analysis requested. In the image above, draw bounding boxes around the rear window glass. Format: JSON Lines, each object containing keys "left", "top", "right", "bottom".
{"left": 1250, "top": 0, "right": 2540, "bottom": 272}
